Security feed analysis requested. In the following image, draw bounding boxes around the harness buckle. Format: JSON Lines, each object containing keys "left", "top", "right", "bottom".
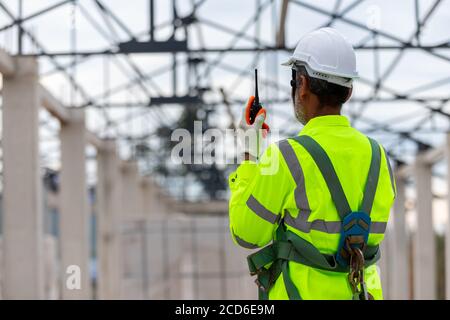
{"left": 335, "top": 211, "right": 374, "bottom": 300}
{"left": 255, "top": 278, "right": 268, "bottom": 292}
{"left": 336, "top": 211, "right": 371, "bottom": 267}
{"left": 250, "top": 266, "right": 267, "bottom": 277}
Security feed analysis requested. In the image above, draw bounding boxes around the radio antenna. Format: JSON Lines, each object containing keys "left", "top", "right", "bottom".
{"left": 254, "top": 68, "right": 259, "bottom": 106}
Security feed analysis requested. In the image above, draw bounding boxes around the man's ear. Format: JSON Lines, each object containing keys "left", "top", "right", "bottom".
{"left": 299, "top": 75, "right": 309, "bottom": 99}
{"left": 344, "top": 86, "right": 353, "bottom": 103}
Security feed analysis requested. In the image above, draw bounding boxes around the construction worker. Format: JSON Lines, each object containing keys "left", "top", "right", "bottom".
{"left": 228, "top": 27, "right": 396, "bottom": 300}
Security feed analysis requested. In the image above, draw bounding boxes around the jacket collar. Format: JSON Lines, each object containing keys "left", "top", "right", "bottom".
{"left": 299, "top": 115, "right": 350, "bottom": 135}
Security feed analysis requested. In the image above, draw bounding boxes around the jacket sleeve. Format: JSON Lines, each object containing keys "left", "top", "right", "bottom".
{"left": 228, "top": 143, "right": 292, "bottom": 249}
{"left": 381, "top": 145, "right": 397, "bottom": 200}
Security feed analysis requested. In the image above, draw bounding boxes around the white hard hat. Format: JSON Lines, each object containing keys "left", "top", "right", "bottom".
{"left": 282, "top": 27, "right": 358, "bottom": 88}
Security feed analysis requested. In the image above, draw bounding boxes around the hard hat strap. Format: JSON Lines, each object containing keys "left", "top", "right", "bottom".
{"left": 290, "top": 68, "right": 297, "bottom": 105}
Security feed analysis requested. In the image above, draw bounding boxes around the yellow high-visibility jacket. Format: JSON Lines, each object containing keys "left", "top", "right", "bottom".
{"left": 229, "top": 115, "right": 396, "bottom": 300}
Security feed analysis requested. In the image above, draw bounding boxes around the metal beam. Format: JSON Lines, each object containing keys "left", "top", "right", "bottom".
{"left": 0, "top": 0, "right": 72, "bottom": 33}
{"left": 118, "top": 39, "right": 188, "bottom": 54}
{"left": 276, "top": 0, "right": 289, "bottom": 48}
{"left": 150, "top": 95, "right": 202, "bottom": 105}
{"left": 17, "top": 43, "right": 450, "bottom": 58}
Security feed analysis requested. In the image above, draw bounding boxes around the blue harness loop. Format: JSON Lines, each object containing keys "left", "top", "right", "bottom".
{"left": 336, "top": 211, "right": 372, "bottom": 267}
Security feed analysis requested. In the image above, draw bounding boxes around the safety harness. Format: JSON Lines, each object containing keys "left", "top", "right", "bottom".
{"left": 247, "top": 135, "right": 382, "bottom": 300}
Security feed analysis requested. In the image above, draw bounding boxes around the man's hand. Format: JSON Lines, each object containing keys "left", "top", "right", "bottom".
{"left": 237, "top": 100, "right": 268, "bottom": 161}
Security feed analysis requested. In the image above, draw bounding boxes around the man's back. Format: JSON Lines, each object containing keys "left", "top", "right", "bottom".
{"left": 229, "top": 115, "right": 396, "bottom": 299}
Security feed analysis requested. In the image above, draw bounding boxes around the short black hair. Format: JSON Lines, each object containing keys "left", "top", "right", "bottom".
{"left": 296, "top": 65, "right": 351, "bottom": 108}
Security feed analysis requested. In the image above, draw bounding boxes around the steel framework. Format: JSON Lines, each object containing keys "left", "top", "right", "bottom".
{"left": 1, "top": 0, "right": 450, "bottom": 200}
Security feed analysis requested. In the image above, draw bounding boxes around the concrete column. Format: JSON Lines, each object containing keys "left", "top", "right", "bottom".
{"left": 44, "top": 235, "right": 59, "bottom": 299}
{"left": 392, "top": 172, "right": 410, "bottom": 299}
{"left": 413, "top": 154, "right": 435, "bottom": 299}
{"left": 2, "top": 57, "right": 44, "bottom": 299}
{"left": 445, "top": 134, "right": 450, "bottom": 300}
{"left": 136, "top": 177, "right": 146, "bottom": 219}
{"left": 120, "top": 161, "right": 141, "bottom": 218}
{"left": 0, "top": 238, "right": 2, "bottom": 299}
{"left": 379, "top": 229, "right": 388, "bottom": 295}
{"left": 141, "top": 177, "right": 168, "bottom": 218}
{"left": 120, "top": 161, "right": 148, "bottom": 298}
{"left": 379, "top": 219, "right": 393, "bottom": 299}
{"left": 96, "top": 141, "right": 122, "bottom": 299}
{"left": 59, "top": 109, "right": 91, "bottom": 299}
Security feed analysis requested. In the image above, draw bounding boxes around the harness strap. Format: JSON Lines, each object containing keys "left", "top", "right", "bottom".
{"left": 277, "top": 226, "right": 301, "bottom": 300}
{"left": 247, "top": 232, "right": 380, "bottom": 274}
{"left": 291, "top": 135, "right": 382, "bottom": 218}
{"left": 290, "top": 136, "right": 351, "bottom": 219}
{"left": 247, "top": 226, "right": 381, "bottom": 299}
{"left": 361, "top": 138, "right": 381, "bottom": 215}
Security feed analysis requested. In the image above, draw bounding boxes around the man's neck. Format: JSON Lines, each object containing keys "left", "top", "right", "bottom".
{"left": 308, "top": 105, "right": 341, "bottom": 122}
{"left": 316, "top": 105, "right": 341, "bottom": 116}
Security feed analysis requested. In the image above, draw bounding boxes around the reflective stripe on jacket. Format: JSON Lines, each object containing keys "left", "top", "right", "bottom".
{"left": 228, "top": 115, "right": 396, "bottom": 300}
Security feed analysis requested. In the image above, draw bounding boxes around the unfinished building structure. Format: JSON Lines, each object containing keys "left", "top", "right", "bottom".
{"left": 1, "top": 0, "right": 450, "bottom": 299}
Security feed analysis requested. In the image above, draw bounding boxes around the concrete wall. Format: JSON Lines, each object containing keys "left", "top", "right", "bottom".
{"left": 120, "top": 215, "right": 257, "bottom": 300}
{"left": 0, "top": 235, "right": 59, "bottom": 300}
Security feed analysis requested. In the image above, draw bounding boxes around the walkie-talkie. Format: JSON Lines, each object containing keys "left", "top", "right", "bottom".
{"left": 245, "top": 69, "right": 270, "bottom": 132}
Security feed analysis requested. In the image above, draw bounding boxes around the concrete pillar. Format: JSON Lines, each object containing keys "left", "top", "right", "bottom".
{"left": 96, "top": 140, "right": 122, "bottom": 299}
{"left": 2, "top": 57, "right": 44, "bottom": 299}
{"left": 141, "top": 177, "right": 168, "bottom": 218}
{"left": 120, "top": 161, "right": 141, "bottom": 218}
{"left": 413, "top": 154, "right": 436, "bottom": 299}
{"left": 392, "top": 172, "right": 410, "bottom": 299}
{"left": 59, "top": 109, "right": 91, "bottom": 299}
{"left": 0, "top": 238, "right": 3, "bottom": 299}
{"left": 445, "top": 134, "right": 450, "bottom": 300}
{"left": 379, "top": 219, "right": 393, "bottom": 299}
{"left": 44, "top": 235, "right": 59, "bottom": 300}
{"left": 120, "top": 161, "right": 147, "bottom": 298}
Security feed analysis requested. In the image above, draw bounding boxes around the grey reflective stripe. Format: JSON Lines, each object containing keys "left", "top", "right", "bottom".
{"left": 371, "top": 222, "right": 387, "bottom": 234}
{"left": 284, "top": 210, "right": 387, "bottom": 234}
{"left": 246, "top": 195, "right": 279, "bottom": 224}
{"left": 284, "top": 209, "right": 341, "bottom": 233}
{"left": 383, "top": 147, "right": 396, "bottom": 197}
{"left": 277, "top": 140, "right": 311, "bottom": 217}
{"left": 232, "top": 231, "right": 259, "bottom": 249}
{"left": 360, "top": 138, "right": 381, "bottom": 215}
